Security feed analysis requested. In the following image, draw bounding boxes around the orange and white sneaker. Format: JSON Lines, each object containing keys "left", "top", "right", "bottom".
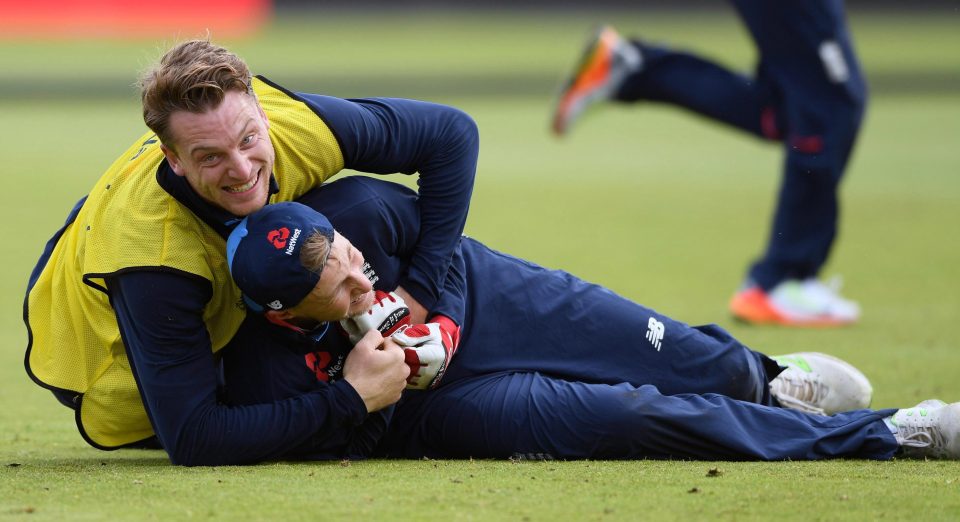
{"left": 729, "top": 277, "right": 861, "bottom": 327}
{"left": 551, "top": 25, "right": 642, "bottom": 136}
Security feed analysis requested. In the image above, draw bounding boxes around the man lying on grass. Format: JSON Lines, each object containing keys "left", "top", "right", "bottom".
{"left": 223, "top": 176, "right": 959, "bottom": 463}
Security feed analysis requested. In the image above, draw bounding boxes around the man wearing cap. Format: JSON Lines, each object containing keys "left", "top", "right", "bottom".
{"left": 223, "top": 177, "right": 960, "bottom": 462}
{"left": 23, "top": 39, "right": 476, "bottom": 466}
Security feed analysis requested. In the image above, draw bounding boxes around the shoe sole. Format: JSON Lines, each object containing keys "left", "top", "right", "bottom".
{"left": 730, "top": 288, "right": 857, "bottom": 328}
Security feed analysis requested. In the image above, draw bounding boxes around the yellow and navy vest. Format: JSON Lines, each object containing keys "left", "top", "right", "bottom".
{"left": 25, "top": 77, "right": 345, "bottom": 449}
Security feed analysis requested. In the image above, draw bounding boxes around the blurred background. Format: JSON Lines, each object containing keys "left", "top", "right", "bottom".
{"left": 1, "top": 0, "right": 958, "bottom": 453}
{"left": 2, "top": 1, "right": 957, "bottom": 99}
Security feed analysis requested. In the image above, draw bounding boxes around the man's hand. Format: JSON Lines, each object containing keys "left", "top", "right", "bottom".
{"left": 340, "top": 291, "right": 411, "bottom": 344}
{"left": 391, "top": 315, "right": 461, "bottom": 390}
{"left": 342, "top": 330, "right": 409, "bottom": 412}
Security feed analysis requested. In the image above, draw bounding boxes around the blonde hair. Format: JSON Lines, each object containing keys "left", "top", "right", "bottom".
{"left": 300, "top": 231, "right": 333, "bottom": 275}
{"left": 138, "top": 39, "right": 253, "bottom": 148}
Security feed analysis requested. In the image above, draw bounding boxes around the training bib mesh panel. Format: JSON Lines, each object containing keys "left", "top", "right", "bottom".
{"left": 26, "top": 77, "right": 344, "bottom": 448}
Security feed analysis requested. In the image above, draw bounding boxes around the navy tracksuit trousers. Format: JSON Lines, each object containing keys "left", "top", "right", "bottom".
{"left": 377, "top": 240, "right": 896, "bottom": 461}
{"left": 615, "top": 0, "right": 867, "bottom": 289}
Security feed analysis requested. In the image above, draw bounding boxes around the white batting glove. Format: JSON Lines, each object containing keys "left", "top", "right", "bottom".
{"left": 391, "top": 315, "right": 460, "bottom": 390}
{"left": 340, "top": 290, "right": 412, "bottom": 345}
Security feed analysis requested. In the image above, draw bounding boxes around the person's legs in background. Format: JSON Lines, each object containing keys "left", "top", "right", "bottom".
{"left": 552, "top": 0, "right": 867, "bottom": 327}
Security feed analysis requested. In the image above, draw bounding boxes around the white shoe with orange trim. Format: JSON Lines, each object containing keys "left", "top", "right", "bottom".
{"left": 552, "top": 25, "right": 642, "bottom": 136}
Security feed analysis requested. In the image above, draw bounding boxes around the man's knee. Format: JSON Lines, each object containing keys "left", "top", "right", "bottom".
{"left": 830, "top": 81, "right": 868, "bottom": 140}
{"left": 784, "top": 88, "right": 865, "bottom": 179}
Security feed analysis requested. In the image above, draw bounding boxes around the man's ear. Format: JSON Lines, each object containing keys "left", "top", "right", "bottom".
{"left": 265, "top": 309, "right": 295, "bottom": 323}
{"left": 160, "top": 144, "right": 185, "bottom": 177}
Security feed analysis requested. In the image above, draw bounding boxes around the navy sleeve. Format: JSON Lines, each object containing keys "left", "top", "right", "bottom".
{"left": 107, "top": 270, "right": 368, "bottom": 466}
{"left": 431, "top": 243, "right": 466, "bottom": 326}
{"left": 297, "top": 94, "right": 479, "bottom": 311}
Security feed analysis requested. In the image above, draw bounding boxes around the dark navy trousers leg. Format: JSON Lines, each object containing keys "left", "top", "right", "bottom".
{"left": 613, "top": 0, "right": 866, "bottom": 288}
{"left": 447, "top": 240, "right": 780, "bottom": 404}
{"left": 614, "top": 44, "right": 773, "bottom": 138}
{"left": 386, "top": 372, "right": 898, "bottom": 461}
{"left": 735, "top": 0, "right": 867, "bottom": 287}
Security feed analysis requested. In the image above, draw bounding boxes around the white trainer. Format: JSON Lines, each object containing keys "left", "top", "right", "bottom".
{"left": 769, "top": 352, "right": 873, "bottom": 415}
{"left": 767, "top": 277, "right": 861, "bottom": 326}
{"left": 892, "top": 402, "right": 960, "bottom": 459}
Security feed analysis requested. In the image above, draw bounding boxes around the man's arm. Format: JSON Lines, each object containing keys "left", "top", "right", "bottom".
{"left": 107, "top": 270, "right": 402, "bottom": 466}
{"left": 429, "top": 241, "right": 466, "bottom": 328}
{"left": 297, "top": 94, "right": 479, "bottom": 320}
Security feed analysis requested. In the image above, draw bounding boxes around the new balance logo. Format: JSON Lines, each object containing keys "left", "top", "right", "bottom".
{"left": 646, "top": 317, "right": 664, "bottom": 351}
{"left": 362, "top": 262, "right": 379, "bottom": 285}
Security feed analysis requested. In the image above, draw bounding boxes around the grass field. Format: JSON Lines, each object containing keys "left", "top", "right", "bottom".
{"left": 1, "top": 8, "right": 959, "bottom": 521}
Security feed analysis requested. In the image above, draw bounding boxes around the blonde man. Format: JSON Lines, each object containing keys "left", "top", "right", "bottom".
{"left": 25, "top": 39, "right": 477, "bottom": 465}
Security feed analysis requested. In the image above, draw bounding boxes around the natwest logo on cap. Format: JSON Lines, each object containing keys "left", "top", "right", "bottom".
{"left": 267, "top": 227, "right": 290, "bottom": 249}
{"left": 284, "top": 228, "right": 302, "bottom": 256}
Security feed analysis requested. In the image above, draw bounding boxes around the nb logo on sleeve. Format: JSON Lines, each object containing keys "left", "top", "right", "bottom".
{"left": 646, "top": 317, "right": 664, "bottom": 351}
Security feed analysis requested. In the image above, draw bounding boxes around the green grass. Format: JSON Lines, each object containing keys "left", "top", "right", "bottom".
{"left": 2, "top": 9, "right": 960, "bottom": 521}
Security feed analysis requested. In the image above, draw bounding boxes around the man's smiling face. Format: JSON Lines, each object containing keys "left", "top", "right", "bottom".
{"left": 162, "top": 90, "right": 274, "bottom": 217}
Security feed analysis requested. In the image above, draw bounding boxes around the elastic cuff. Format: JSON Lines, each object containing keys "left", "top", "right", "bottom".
{"left": 331, "top": 379, "right": 369, "bottom": 426}
{"left": 397, "top": 277, "right": 437, "bottom": 312}
{"left": 428, "top": 314, "right": 459, "bottom": 330}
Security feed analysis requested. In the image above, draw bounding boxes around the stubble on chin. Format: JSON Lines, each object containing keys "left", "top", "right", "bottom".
{"left": 349, "top": 291, "right": 375, "bottom": 317}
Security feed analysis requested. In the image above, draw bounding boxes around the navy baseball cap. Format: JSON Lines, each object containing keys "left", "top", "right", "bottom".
{"left": 226, "top": 202, "right": 335, "bottom": 312}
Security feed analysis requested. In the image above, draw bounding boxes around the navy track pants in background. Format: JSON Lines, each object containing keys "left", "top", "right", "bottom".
{"left": 614, "top": 0, "right": 867, "bottom": 289}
